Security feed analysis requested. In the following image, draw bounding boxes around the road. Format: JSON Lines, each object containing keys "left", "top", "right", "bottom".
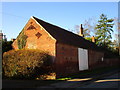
{"left": 80, "top": 71, "right": 120, "bottom": 88}
{"left": 2, "top": 69, "right": 120, "bottom": 89}
{"left": 37, "top": 70, "right": 120, "bottom": 89}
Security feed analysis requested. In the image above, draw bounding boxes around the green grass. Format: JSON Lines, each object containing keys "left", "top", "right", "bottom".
{"left": 56, "top": 77, "right": 71, "bottom": 80}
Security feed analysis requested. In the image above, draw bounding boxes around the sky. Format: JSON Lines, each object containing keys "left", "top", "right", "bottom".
{"left": 1, "top": 2, "right": 118, "bottom": 40}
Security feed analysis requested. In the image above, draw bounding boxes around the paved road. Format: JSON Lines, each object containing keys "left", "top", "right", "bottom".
{"left": 2, "top": 69, "right": 120, "bottom": 89}
{"left": 37, "top": 70, "right": 120, "bottom": 89}
{"left": 80, "top": 71, "right": 120, "bottom": 88}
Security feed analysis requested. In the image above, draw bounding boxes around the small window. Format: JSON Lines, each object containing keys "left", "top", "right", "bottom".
{"left": 35, "top": 32, "right": 42, "bottom": 39}
{"left": 27, "top": 25, "right": 36, "bottom": 30}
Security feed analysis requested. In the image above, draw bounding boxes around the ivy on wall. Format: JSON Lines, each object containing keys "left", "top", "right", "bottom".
{"left": 17, "top": 28, "right": 28, "bottom": 49}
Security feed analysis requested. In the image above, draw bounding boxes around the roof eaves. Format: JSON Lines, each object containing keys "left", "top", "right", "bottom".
{"left": 31, "top": 16, "right": 56, "bottom": 41}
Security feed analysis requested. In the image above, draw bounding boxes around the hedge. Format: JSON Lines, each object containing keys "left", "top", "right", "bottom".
{"left": 2, "top": 49, "right": 53, "bottom": 79}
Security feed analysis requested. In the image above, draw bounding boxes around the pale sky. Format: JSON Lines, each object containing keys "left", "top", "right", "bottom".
{"left": 1, "top": 2, "right": 118, "bottom": 40}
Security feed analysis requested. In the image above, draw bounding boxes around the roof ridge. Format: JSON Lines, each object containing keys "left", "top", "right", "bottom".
{"left": 32, "top": 16, "right": 100, "bottom": 50}
{"left": 32, "top": 16, "right": 79, "bottom": 36}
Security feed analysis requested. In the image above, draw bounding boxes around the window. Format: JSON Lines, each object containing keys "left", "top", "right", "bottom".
{"left": 27, "top": 25, "right": 36, "bottom": 30}
{"left": 35, "top": 32, "right": 42, "bottom": 39}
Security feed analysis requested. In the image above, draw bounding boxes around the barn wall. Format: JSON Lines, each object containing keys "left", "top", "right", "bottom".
{"left": 104, "top": 58, "right": 120, "bottom": 66}
{"left": 12, "top": 18, "right": 56, "bottom": 56}
{"left": 88, "top": 49, "right": 104, "bottom": 69}
{"left": 54, "top": 42, "right": 79, "bottom": 77}
{"left": 54, "top": 43, "right": 106, "bottom": 77}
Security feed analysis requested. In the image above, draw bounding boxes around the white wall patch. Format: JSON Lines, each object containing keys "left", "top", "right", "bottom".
{"left": 78, "top": 48, "right": 88, "bottom": 71}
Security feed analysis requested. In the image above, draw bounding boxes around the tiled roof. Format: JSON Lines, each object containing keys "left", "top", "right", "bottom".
{"left": 33, "top": 16, "right": 100, "bottom": 50}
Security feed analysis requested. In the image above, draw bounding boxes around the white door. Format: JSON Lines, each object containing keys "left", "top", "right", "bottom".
{"left": 78, "top": 48, "right": 88, "bottom": 71}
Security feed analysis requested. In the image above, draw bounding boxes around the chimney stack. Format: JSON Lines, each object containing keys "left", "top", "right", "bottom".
{"left": 11, "top": 38, "right": 16, "bottom": 42}
{"left": 79, "top": 24, "right": 84, "bottom": 37}
{"left": 91, "top": 36, "right": 95, "bottom": 43}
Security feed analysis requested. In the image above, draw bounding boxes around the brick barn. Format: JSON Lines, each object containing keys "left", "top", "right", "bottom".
{"left": 12, "top": 16, "right": 104, "bottom": 77}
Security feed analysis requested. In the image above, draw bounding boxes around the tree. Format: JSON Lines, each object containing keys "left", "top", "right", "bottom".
{"left": 114, "top": 17, "right": 120, "bottom": 55}
{"left": 74, "top": 24, "right": 91, "bottom": 38}
{"left": 95, "top": 14, "right": 114, "bottom": 48}
{"left": 2, "top": 40, "right": 13, "bottom": 53}
{"left": 112, "top": 17, "right": 119, "bottom": 49}
{"left": 74, "top": 17, "right": 97, "bottom": 42}
{"left": 83, "top": 18, "right": 96, "bottom": 37}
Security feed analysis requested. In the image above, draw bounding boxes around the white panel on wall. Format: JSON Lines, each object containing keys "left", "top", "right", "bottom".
{"left": 78, "top": 48, "right": 88, "bottom": 71}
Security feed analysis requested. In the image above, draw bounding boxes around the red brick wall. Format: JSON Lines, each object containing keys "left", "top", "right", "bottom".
{"left": 54, "top": 43, "right": 106, "bottom": 77}
{"left": 88, "top": 49, "right": 104, "bottom": 69}
{"left": 104, "top": 58, "right": 120, "bottom": 66}
{"left": 12, "top": 18, "right": 56, "bottom": 56}
{"left": 54, "top": 42, "right": 79, "bottom": 77}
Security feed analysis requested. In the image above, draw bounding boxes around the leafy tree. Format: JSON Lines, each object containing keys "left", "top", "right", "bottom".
{"left": 2, "top": 40, "right": 13, "bottom": 53}
{"left": 95, "top": 14, "right": 114, "bottom": 48}
{"left": 85, "top": 37, "right": 93, "bottom": 42}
